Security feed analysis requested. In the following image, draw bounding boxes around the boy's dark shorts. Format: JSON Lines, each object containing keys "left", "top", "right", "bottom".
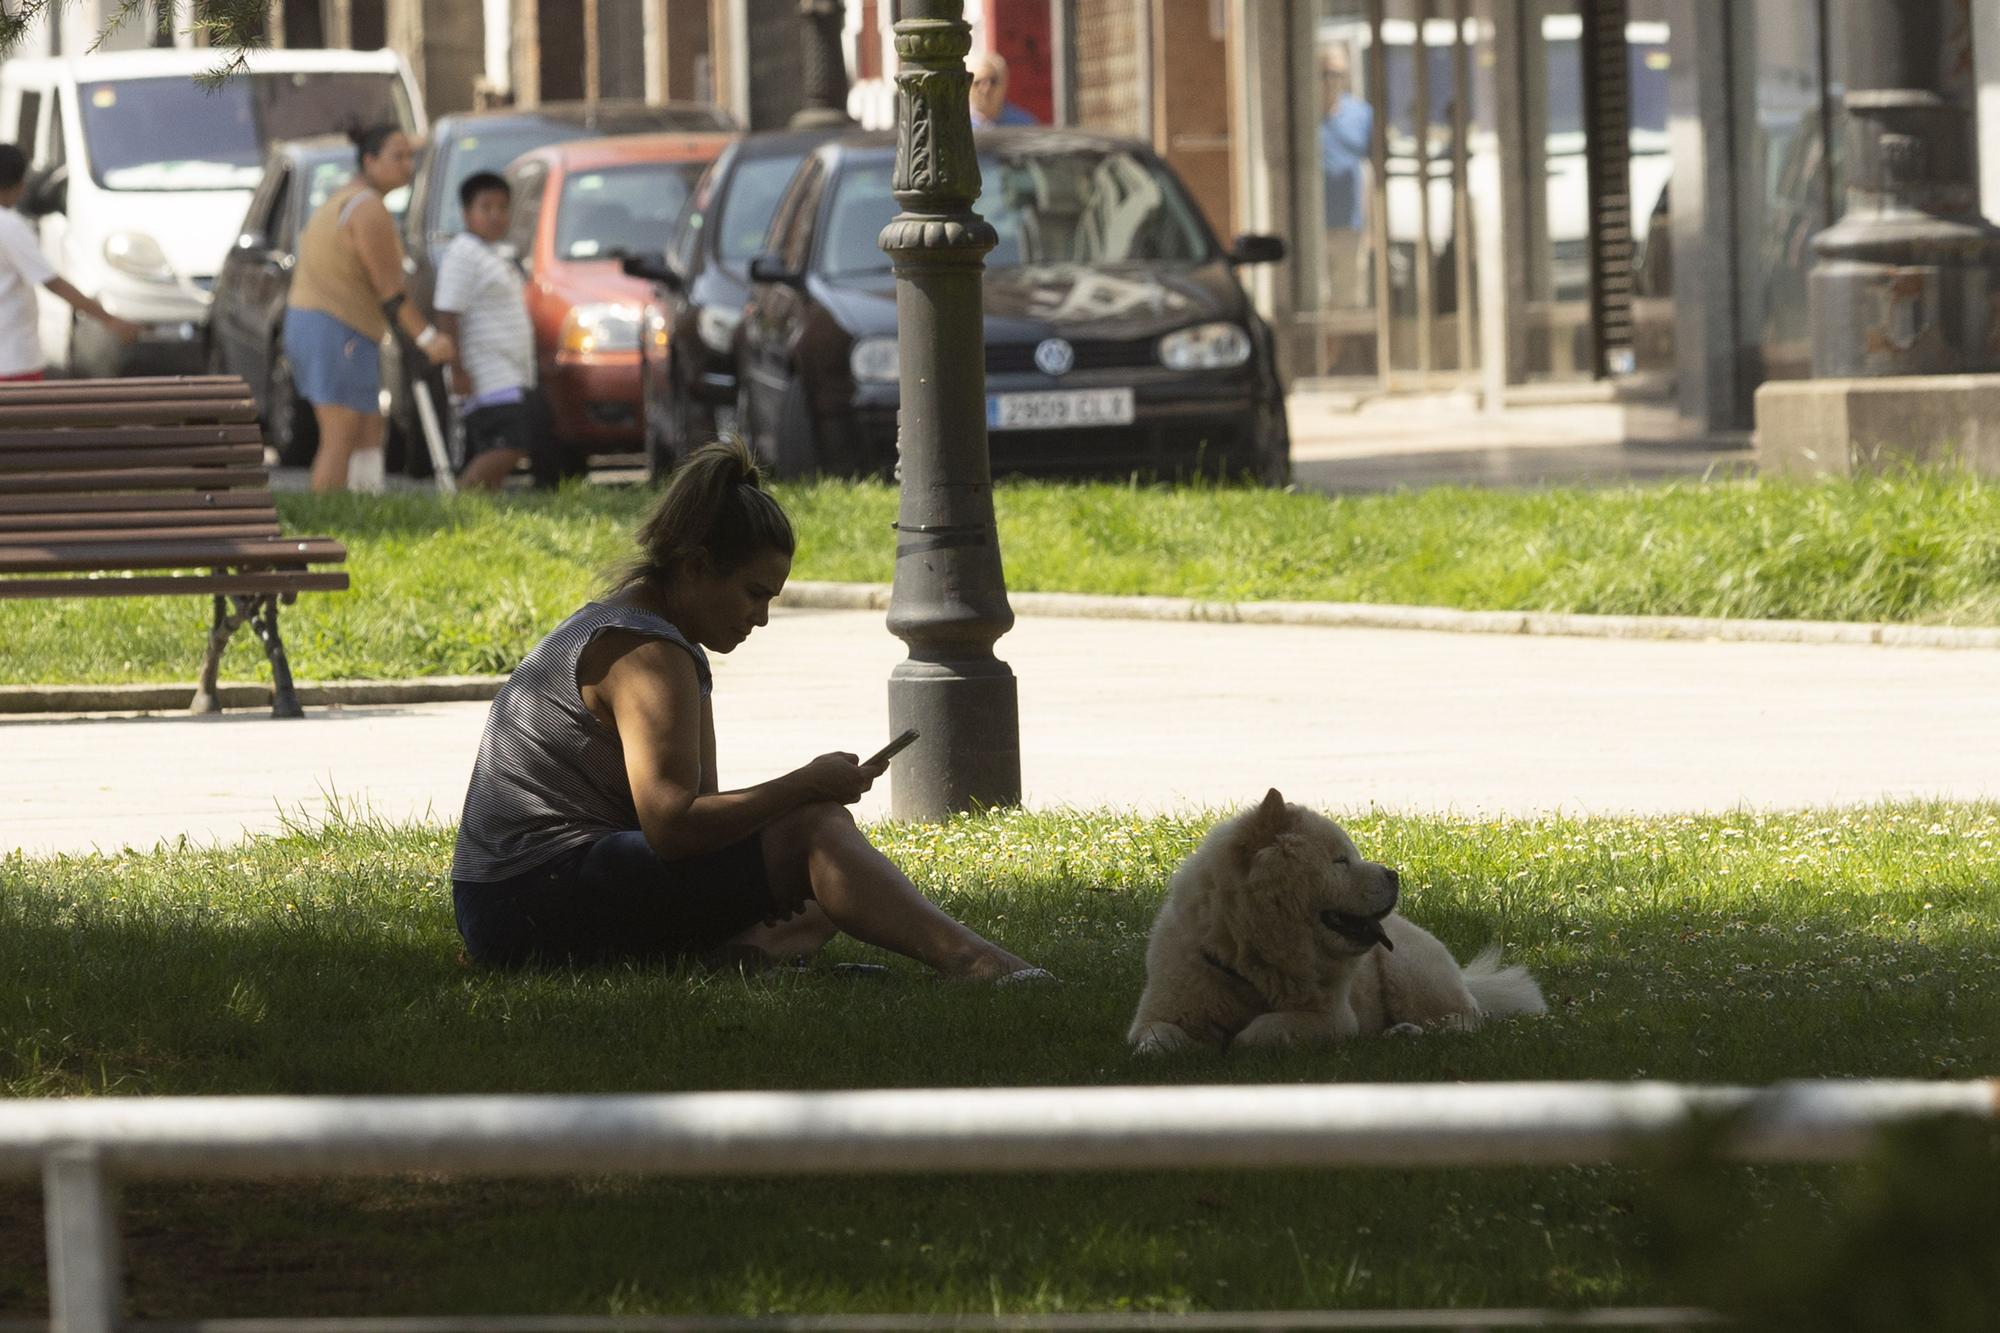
{"left": 461, "top": 390, "right": 558, "bottom": 486}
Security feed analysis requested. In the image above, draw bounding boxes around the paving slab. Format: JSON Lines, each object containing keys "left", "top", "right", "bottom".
{"left": 6, "top": 608, "right": 1998, "bottom": 857}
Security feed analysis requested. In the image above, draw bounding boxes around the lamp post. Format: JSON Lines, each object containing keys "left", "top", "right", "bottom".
{"left": 1810, "top": 0, "right": 2000, "bottom": 376}
{"left": 878, "top": 0, "right": 1021, "bottom": 820}
{"left": 792, "top": 0, "right": 856, "bottom": 128}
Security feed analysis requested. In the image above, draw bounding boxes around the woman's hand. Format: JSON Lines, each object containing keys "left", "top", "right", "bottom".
{"left": 793, "top": 752, "right": 889, "bottom": 806}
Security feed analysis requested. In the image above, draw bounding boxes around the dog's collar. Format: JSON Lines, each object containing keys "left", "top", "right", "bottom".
{"left": 1201, "top": 949, "right": 1255, "bottom": 991}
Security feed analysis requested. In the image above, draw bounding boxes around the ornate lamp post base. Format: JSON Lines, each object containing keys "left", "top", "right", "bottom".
{"left": 1809, "top": 0, "right": 2000, "bottom": 378}
{"left": 879, "top": 0, "right": 1021, "bottom": 820}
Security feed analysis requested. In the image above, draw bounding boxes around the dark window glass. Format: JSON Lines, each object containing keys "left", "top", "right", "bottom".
{"left": 717, "top": 153, "right": 812, "bottom": 270}
{"left": 817, "top": 147, "right": 1214, "bottom": 279}
{"left": 15, "top": 90, "right": 41, "bottom": 153}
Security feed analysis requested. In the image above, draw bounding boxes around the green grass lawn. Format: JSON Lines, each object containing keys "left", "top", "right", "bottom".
{"left": 4, "top": 471, "right": 2000, "bottom": 686}
{"left": 3, "top": 804, "right": 1996, "bottom": 1318}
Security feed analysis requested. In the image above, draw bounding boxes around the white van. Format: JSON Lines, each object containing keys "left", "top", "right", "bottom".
{"left": 0, "top": 46, "right": 425, "bottom": 376}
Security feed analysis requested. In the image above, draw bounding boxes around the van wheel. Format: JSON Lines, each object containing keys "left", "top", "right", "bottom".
{"left": 266, "top": 346, "right": 318, "bottom": 468}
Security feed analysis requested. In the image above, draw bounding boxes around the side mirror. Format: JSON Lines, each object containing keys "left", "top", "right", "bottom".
{"left": 747, "top": 252, "right": 803, "bottom": 287}
{"left": 620, "top": 251, "right": 684, "bottom": 290}
{"left": 1226, "top": 233, "right": 1287, "bottom": 266}
{"left": 23, "top": 164, "right": 68, "bottom": 218}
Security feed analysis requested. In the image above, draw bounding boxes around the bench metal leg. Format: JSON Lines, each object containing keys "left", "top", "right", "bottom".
{"left": 246, "top": 593, "right": 304, "bottom": 719}
{"left": 190, "top": 591, "right": 305, "bottom": 719}
{"left": 45, "top": 1146, "right": 122, "bottom": 1333}
{"left": 190, "top": 592, "right": 236, "bottom": 715}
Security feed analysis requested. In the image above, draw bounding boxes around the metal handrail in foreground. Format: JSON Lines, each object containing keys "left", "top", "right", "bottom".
{"left": 10, "top": 1080, "right": 1996, "bottom": 1333}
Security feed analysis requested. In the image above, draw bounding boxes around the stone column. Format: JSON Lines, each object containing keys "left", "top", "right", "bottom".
{"left": 792, "top": 0, "right": 856, "bottom": 127}
{"left": 1809, "top": 0, "right": 2000, "bottom": 377}
{"left": 879, "top": 0, "right": 1021, "bottom": 821}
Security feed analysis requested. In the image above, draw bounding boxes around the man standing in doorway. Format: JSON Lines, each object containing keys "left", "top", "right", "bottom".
{"left": 970, "top": 52, "right": 1038, "bottom": 128}
{"left": 1318, "top": 45, "right": 1373, "bottom": 312}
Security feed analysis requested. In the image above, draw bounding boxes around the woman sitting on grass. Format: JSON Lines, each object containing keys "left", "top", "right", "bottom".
{"left": 451, "top": 438, "right": 1045, "bottom": 982}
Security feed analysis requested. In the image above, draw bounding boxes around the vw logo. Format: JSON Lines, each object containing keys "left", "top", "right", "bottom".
{"left": 1033, "top": 337, "right": 1075, "bottom": 377}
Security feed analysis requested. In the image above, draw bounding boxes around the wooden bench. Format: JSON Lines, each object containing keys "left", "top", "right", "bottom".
{"left": 0, "top": 376, "right": 349, "bottom": 718}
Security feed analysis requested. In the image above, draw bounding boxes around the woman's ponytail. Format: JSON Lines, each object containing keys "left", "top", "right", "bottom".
{"left": 614, "top": 438, "right": 795, "bottom": 591}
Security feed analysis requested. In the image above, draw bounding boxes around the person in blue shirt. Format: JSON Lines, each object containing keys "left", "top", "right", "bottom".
{"left": 1318, "top": 47, "right": 1373, "bottom": 310}
{"left": 970, "top": 52, "right": 1039, "bottom": 128}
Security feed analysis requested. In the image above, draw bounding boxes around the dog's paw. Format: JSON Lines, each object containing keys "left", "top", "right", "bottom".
{"left": 1235, "top": 1011, "right": 1342, "bottom": 1048}
{"left": 1384, "top": 1021, "right": 1425, "bottom": 1038}
{"left": 1130, "top": 1021, "right": 1194, "bottom": 1055}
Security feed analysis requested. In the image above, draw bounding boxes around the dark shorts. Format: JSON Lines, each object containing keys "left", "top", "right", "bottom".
{"left": 453, "top": 830, "right": 778, "bottom": 968}
{"left": 461, "top": 391, "right": 559, "bottom": 487}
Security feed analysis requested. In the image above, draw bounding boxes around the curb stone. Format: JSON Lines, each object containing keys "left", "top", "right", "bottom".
{"left": 0, "top": 675, "right": 507, "bottom": 717}
{"left": 5, "top": 586, "right": 1995, "bottom": 717}
{"left": 776, "top": 581, "right": 2000, "bottom": 649}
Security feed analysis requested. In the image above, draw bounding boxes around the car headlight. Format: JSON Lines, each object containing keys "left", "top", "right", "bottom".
{"left": 1157, "top": 321, "right": 1252, "bottom": 370}
{"left": 645, "top": 306, "right": 670, "bottom": 353}
{"left": 696, "top": 305, "right": 740, "bottom": 355}
{"left": 104, "top": 231, "right": 175, "bottom": 283}
{"left": 849, "top": 335, "right": 899, "bottom": 384}
{"left": 558, "top": 302, "right": 642, "bottom": 355}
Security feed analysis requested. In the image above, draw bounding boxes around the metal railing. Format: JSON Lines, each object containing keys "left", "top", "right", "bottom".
{"left": 5, "top": 1079, "right": 1995, "bottom": 1333}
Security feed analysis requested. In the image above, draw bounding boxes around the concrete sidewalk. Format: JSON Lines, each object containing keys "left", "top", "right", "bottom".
{"left": 8, "top": 608, "right": 1998, "bottom": 857}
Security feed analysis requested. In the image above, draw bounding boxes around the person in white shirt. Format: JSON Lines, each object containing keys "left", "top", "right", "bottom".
{"left": 0, "top": 144, "right": 142, "bottom": 379}
{"left": 432, "top": 171, "right": 548, "bottom": 490}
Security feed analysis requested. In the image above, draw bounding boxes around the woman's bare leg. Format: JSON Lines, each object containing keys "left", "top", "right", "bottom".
{"left": 760, "top": 804, "right": 1036, "bottom": 980}
{"left": 309, "top": 404, "right": 360, "bottom": 493}
{"left": 346, "top": 413, "right": 387, "bottom": 492}
{"left": 721, "top": 902, "right": 839, "bottom": 963}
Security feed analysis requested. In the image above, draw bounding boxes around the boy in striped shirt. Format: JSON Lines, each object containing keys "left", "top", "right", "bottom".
{"left": 434, "top": 172, "right": 549, "bottom": 490}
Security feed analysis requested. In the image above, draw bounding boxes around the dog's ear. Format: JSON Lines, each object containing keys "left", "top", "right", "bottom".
{"left": 1231, "top": 788, "right": 1293, "bottom": 868}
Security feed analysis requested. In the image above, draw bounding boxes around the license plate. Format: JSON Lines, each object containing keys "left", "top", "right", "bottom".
{"left": 986, "top": 388, "right": 1135, "bottom": 431}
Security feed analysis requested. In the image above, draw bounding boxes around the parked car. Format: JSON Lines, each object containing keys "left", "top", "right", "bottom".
{"left": 622, "top": 127, "right": 845, "bottom": 477}
{"left": 0, "top": 46, "right": 423, "bottom": 377}
{"left": 734, "top": 130, "right": 1290, "bottom": 482}
{"left": 383, "top": 99, "right": 735, "bottom": 474}
{"left": 504, "top": 132, "right": 735, "bottom": 461}
{"left": 208, "top": 136, "right": 410, "bottom": 465}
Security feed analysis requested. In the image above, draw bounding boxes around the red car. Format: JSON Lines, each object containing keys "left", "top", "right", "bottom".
{"left": 503, "top": 132, "right": 733, "bottom": 458}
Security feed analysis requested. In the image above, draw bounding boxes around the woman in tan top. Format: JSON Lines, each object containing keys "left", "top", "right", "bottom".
{"left": 284, "top": 125, "right": 455, "bottom": 493}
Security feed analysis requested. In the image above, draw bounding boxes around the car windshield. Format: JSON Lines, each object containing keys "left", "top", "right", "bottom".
{"left": 818, "top": 145, "right": 1214, "bottom": 280}
{"left": 717, "top": 153, "right": 809, "bottom": 270}
{"left": 430, "top": 113, "right": 729, "bottom": 240}
{"left": 555, "top": 161, "right": 706, "bottom": 261}
{"left": 79, "top": 72, "right": 410, "bottom": 192}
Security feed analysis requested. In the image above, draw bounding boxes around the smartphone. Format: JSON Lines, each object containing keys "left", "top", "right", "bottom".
{"left": 864, "top": 728, "right": 920, "bottom": 767}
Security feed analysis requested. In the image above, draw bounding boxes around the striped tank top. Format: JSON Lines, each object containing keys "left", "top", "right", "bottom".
{"left": 452, "top": 602, "right": 710, "bottom": 883}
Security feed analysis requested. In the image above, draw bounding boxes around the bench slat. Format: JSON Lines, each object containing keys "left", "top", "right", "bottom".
{"left": 0, "top": 507, "right": 279, "bottom": 534}
{"left": 0, "top": 375, "right": 244, "bottom": 394}
{"left": 0, "top": 379, "right": 254, "bottom": 405}
{"left": 0, "top": 535, "right": 346, "bottom": 574}
{"left": 0, "top": 467, "right": 273, "bottom": 494}
{"left": 0, "top": 399, "right": 259, "bottom": 429}
{"left": 0, "top": 445, "right": 266, "bottom": 474}
{"left": 0, "top": 571, "right": 351, "bottom": 600}
{"left": 0, "top": 424, "right": 265, "bottom": 450}
{"left": 0, "top": 490, "right": 274, "bottom": 517}
{"left": 0, "top": 522, "right": 282, "bottom": 545}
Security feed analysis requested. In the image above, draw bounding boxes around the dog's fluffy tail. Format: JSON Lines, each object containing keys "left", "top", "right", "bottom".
{"left": 1461, "top": 945, "right": 1547, "bottom": 1019}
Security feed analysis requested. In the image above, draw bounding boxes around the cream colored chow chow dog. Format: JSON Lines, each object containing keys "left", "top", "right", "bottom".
{"left": 1128, "top": 790, "right": 1546, "bottom": 1053}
